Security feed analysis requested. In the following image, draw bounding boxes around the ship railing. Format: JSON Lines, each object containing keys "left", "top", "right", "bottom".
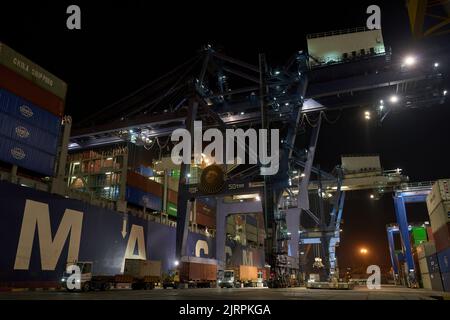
{"left": 307, "top": 26, "right": 369, "bottom": 39}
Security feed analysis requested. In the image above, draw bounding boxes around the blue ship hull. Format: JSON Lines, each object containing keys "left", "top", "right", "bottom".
{"left": 0, "top": 181, "right": 264, "bottom": 287}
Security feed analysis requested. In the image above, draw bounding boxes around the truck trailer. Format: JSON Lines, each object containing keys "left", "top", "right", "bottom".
{"left": 61, "top": 259, "right": 162, "bottom": 291}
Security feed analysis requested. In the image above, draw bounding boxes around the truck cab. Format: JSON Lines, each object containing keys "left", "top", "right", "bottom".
{"left": 220, "top": 270, "right": 236, "bottom": 288}
{"left": 61, "top": 261, "right": 93, "bottom": 291}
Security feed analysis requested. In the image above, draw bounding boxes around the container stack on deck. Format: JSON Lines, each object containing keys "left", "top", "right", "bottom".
{"left": 426, "top": 179, "right": 450, "bottom": 292}
{"left": 0, "top": 43, "right": 66, "bottom": 176}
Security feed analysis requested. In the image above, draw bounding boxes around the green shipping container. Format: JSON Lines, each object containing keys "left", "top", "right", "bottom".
{"left": 167, "top": 202, "right": 177, "bottom": 217}
{"left": 0, "top": 43, "right": 67, "bottom": 100}
{"left": 170, "top": 169, "right": 180, "bottom": 178}
{"left": 411, "top": 227, "right": 427, "bottom": 245}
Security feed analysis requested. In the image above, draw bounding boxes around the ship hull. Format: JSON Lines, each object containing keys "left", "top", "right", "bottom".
{"left": 0, "top": 181, "right": 264, "bottom": 288}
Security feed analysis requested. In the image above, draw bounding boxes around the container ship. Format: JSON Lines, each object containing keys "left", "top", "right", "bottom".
{"left": 0, "top": 43, "right": 266, "bottom": 289}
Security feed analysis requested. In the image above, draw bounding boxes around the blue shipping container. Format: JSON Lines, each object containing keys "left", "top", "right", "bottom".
{"left": 0, "top": 88, "right": 61, "bottom": 135}
{"left": 441, "top": 272, "right": 450, "bottom": 292}
{"left": 137, "top": 165, "right": 153, "bottom": 177}
{"left": 0, "top": 112, "right": 59, "bottom": 155}
{"left": 126, "top": 186, "right": 162, "bottom": 211}
{"left": 438, "top": 247, "right": 450, "bottom": 273}
{"left": 0, "top": 136, "right": 55, "bottom": 176}
{"left": 426, "top": 254, "right": 441, "bottom": 273}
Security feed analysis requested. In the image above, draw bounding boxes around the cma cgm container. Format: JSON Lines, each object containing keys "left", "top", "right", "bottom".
{"left": 0, "top": 112, "right": 59, "bottom": 155}
{"left": 0, "top": 89, "right": 61, "bottom": 135}
{"left": 0, "top": 136, "right": 55, "bottom": 176}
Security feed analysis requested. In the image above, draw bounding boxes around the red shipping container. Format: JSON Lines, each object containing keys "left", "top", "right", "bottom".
{"left": 168, "top": 189, "right": 178, "bottom": 204}
{"left": 433, "top": 222, "right": 450, "bottom": 252}
{"left": 196, "top": 201, "right": 215, "bottom": 216}
{"left": 126, "top": 171, "right": 163, "bottom": 197}
{"left": 0, "top": 64, "right": 64, "bottom": 117}
{"left": 196, "top": 212, "right": 216, "bottom": 228}
{"left": 427, "top": 227, "right": 434, "bottom": 242}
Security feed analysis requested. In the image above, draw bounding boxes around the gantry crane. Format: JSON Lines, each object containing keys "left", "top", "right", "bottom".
{"left": 68, "top": 25, "right": 447, "bottom": 286}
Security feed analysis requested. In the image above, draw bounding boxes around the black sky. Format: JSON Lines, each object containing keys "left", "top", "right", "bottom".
{"left": 1, "top": 0, "right": 449, "bottom": 270}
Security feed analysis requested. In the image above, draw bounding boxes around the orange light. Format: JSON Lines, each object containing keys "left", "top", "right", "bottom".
{"left": 360, "top": 248, "right": 368, "bottom": 255}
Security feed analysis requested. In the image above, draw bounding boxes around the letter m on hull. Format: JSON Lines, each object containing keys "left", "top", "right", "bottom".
{"left": 14, "top": 200, "right": 83, "bottom": 270}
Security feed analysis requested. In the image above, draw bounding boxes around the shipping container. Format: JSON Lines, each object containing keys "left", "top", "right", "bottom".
{"left": 418, "top": 257, "right": 429, "bottom": 274}
{"left": 421, "top": 272, "right": 444, "bottom": 291}
{"left": 168, "top": 189, "right": 178, "bottom": 204}
{"left": 136, "top": 165, "right": 153, "bottom": 178}
{"left": 427, "top": 227, "right": 434, "bottom": 242}
{"left": 167, "top": 202, "right": 177, "bottom": 217}
{"left": 434, "top": 222, "right": 450, "bottom": 252}
{"left": 441, "top": 272, "right": 450, "bottom": 292}
{"left": 0, "top": 43, "right": 67, "bottom": 100}
{"left": 0, "top": 136, "right": 55, "bottom": 176}
{"left": 438, "top": 247, "right": 450, "bottom": 273}
{"left": 417, "top": 242, "right": 436, "bottom": 260}
{"left": 235, "top": 265, "right": 258, "bottom": 282}
{"left": 126, "top": 171, "right": 163, "bottom": 197}
{"left": 429, "top": 201, "right": 450, "bottom": 233}
{"left": 0, "top": 64, "right": 64, "bottom": 117}
{"left": 427, "top": 179, "right": 450, "bottom": 215}
{"left": 0, "top": 88, "right": 61, "bottom": 135}
{"left": 0, "top": 112, "right": 59, "bottom": 155}
{"left": 124, "top": 259, "right": 161, "bottom": 278}
{"left": 180, "top": 261, "right": 217, "bottom": 282}
{"left": 196, "top": 200, "right": 215, "bottom": 217}
{"left": 125, "top": 186, "right": 162, "bottom": 211}
{"left": 411, "top": 227, "right": 428, "bottom": 245}
{"left": 426, "top": 254, "right": 441, "bottom": 274}
{"left": 196, "top": 212, "right": 215, "bottom": 228}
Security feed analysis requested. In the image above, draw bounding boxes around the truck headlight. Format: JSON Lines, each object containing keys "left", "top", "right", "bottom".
{"left": 61, "top": 278, "right": 66, "bottom": 282}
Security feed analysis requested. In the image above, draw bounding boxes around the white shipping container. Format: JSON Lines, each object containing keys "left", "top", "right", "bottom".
{"left": 417, "top": 242, "right": 437, "bottom": 260}
{"left": 422, "top": 273, "right": 432, "bottom": 290}
{"left": 418, "top": 257, "right": 429, "bottom": 274}
{"left": 429, "top": 201, "right": 450, "bottom": 233}
{"left": 341, "top": 155, "right": 381, "bottom": 175}
{"left": 124, "top": 259, "right": 161, "bottom": 278}
{"left": 427, "top": 179, "right": 450, "bottom": 214}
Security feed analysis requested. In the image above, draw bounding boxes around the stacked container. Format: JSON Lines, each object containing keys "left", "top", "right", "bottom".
{"left": 0, "top": 43, "right": 66, "bottom": 176}
{"left": 416, "top": 242, "right": 443, "bottom": 291}
{"left": 426, "top": 179, "right": 450, "bottom": 291}
{"left": 126, "top": 170, "right": 162, "bottom": 210}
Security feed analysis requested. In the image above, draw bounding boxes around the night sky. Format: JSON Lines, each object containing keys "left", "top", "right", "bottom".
{"left": 1, "top": 1, "right": 449, "bottom": 271}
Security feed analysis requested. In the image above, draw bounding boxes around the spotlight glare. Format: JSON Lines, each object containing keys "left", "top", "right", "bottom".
{"left": 389, "top": 95, "right": 399, "bottom": 103}
{"left": 404, "top": 56, "right": 416, "bottom": 66}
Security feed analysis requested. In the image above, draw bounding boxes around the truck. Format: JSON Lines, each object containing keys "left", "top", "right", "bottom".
{"left": 219, "top": 265, "right": 259, "bottom": 288}
{"left": 61, "top": 259, "right": 162, "bottom": 291}
{"left": 162, "top": 257, "right": 218, "bottom": 288}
